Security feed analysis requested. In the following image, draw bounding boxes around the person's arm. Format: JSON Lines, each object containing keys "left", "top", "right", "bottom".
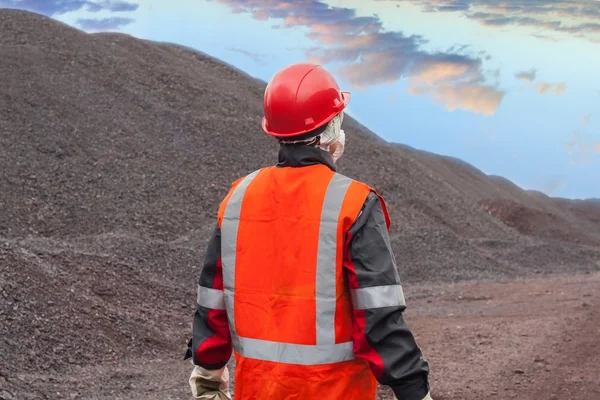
{"left": 185, "top": 223, "right": 232, "bottom": 398}
{"left": 344, "top": 192, "right": 431, "bottom": 400}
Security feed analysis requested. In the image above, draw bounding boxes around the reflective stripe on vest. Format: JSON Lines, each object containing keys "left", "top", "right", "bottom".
{"left": 220, "top": 169, "right": 260, "bottom": 346}
{"left": 220, "top": 170, "right": 356, "bottom": 365}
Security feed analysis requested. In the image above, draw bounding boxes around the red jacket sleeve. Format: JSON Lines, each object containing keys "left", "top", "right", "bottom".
{"left": 344, "top": 192, "right": 430, "bottom": 400}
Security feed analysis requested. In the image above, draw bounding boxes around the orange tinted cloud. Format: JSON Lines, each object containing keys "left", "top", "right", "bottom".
{"left": 406, "top": 57, "right": 504, "bottom": 115}
{"left": 412, "top": 60, "right": 475, "bottom": 84}
{"left": 213, "top": 0, "right": 504, "bottom": 116}
{"left": 418, "top": 83, "right": 504, "bottom": 116}
{"left": 537, "top": 82, "right": 567, "bottom": 96}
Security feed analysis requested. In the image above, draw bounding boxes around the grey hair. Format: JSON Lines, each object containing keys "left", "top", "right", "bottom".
{"left": 278, "top": 112, "right": 344, "bottom": 147}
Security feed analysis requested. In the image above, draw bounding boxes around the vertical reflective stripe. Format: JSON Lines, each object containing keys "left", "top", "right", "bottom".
{"left": 221, "top": 169, "right": 260, "bottom": 342}
{"left": 315, "top": 173, "right": 353, "bottom": 345}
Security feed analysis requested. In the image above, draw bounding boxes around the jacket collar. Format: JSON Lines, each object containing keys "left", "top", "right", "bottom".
{"left": 277, "top": 144, "right": 337, "bottom": 172}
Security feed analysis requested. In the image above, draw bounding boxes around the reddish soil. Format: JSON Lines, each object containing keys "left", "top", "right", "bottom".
{"left": 3, "top": 272, "right": 598, "bottom": 400}
{"left": 386, "top": 272, "right": 600, "bottom": 400}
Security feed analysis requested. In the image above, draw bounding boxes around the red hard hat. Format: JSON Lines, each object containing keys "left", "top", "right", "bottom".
{"left": 261, "top": 63, "right": 351, "bottom": 138}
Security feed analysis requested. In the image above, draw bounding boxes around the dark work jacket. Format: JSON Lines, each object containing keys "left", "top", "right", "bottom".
{"left": 186, "top": 145, "right": 430, "bottom": 400}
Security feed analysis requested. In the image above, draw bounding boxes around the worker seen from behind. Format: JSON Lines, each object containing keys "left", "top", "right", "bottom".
{"left": 184, "top": 62, "right": 432, "bottom": 400}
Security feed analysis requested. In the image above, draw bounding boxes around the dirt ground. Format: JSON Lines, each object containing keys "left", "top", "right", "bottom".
{"left": 379, "top": 271, "right": 600, "bottom": 400}
{"left": 3, "top": 271, "right": 598, "bottom": 400}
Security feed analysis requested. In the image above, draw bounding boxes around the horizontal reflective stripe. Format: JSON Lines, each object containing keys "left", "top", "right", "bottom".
{"left": 196, "top": 285, "right": 225, "bottom": 310}
{"left": 234, "top": 335, "right": 355, "bottom": 365}
{"left": 351, "top": 284, "right": 406, "bottom": 310}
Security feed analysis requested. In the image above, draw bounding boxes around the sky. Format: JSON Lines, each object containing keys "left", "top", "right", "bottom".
{"left": 1, "top": 0, "right": 599, "bottom": 199}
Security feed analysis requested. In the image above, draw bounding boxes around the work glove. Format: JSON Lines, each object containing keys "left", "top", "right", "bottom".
{"left": 189, "top": 364, "right": 231, "bottom": 400}
{"left": 192, "top": 391, "right": 230, "bottom": 400}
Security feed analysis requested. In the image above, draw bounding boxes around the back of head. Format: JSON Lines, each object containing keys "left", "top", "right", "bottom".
{"left": 262, "top": 63, "right": 351, "bottom": 162}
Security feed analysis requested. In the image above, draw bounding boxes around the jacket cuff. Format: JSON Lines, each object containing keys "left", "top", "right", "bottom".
{"left": 390, "top": 374, "right": 429, "bottom": 400}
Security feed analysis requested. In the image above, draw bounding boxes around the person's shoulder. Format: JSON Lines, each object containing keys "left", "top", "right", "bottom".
{"left": 335, "top": 175, "right": 390, "bottom": 229}
{"left": 218, "top": 168, "right": 264, "bottom": 213}
{"left": 333, "top": 172, "right": 384, "bottom": 200}
{"left": 229, "top": 168, "right": 264, "bottom": 189}
{"left": 333, "top": 171, "right": 367, "bottom": 187}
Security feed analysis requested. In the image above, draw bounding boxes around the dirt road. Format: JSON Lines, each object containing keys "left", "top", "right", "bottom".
{"left": 3, "top": 272, "right": 598, "bottom": 400}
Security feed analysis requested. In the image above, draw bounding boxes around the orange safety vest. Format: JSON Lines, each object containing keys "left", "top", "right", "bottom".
{"left": 217, "top": 163, "right": 388, "bottom": 400}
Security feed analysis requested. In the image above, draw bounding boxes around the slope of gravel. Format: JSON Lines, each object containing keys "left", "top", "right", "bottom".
{"left": 1, "top": 9, "right": 600, "bottom": 399}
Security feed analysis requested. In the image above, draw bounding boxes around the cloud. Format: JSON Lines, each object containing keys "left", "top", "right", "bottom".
{"left": 514, "top": 69, "right": 537, "bottom": 82}
{"left": 87, "top": 1, "right": 138, "bottom": 12}
{"left": 106, "top": 1, "right": 137, "bottom": 12}
{"left": 76, "top": 16, "right": 134, "bottom": 31}
{"left": 0, "top": 0, "right": 139, "bottom": 16}
{"left": 227, "top": 47, "right": 267, "bottom": 64}
{"left": 531, "top": 33, "right": 559, "bottom": 42}
{"left": 566, "top": 131, "right": 600, "bottom": 165}
{"left": 537, "top": 82, "right": 567, "bottom": 96}
{"left": 512, "top": 68, "right": 567, "bottom": 96}
{"left": 211, "top": 0, "right": 504, "bottom": 116}
{"left": 380, "top": 0, "right": 600, "bottom": 42}
{"left": 582, "top": 115, "right": 591, "bottom": 126}
{"left": 412, "top": 82, "right": 504, "bottom": 115}
{"left": 404, "top": 56, "right": 504, "bottom": 115}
